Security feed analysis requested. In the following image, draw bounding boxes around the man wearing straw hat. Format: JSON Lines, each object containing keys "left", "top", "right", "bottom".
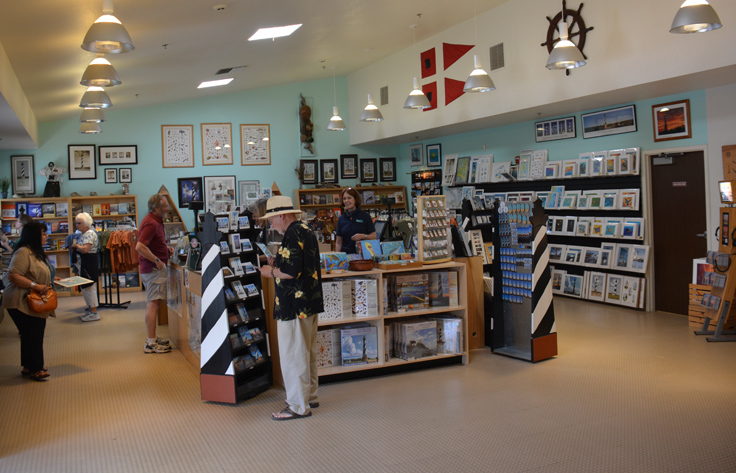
{"left": 260, "top": 195, "right": 323, "bottom": 420}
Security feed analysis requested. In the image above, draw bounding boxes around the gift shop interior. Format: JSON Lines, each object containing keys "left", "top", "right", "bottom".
{"left": 1, "top": 0, "right": 736, "bottom": 471}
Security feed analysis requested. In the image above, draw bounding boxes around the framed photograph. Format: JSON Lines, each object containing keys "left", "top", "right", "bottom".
{"left": 551, "top": 269, "right": 566, "bottom": 294}
{"left": 119, "top": 168, "right": 132, "bottom": 183}
{"left": 201, "top": 123, "right": 233, "bottom": 165}
{"left": 426, "top": 143, "right": 442, "bottom": 167}
{"left": 563, "top": 274, "right": 584, "bottom": 298}
{"left": 340, "top": 154, "right": 358, "bottom": 179}
{"left": 320, "top": 159, "right": 338, "bottom": 184}
{"left": 630, "top": 245, "right": 650, "bottom": 273}
{"left": 588, "top": 272, "right": 607, "bottom": 301}
{"left": 379, "top": 157, "right": 397, "bottom": 182}
{"left": 602, "top": 191, "right": 619, "bottom": 210}
{"left": 177, "top": 177, "right": 203, "bottom": 208}
{"left": 653, "top": 99, "right": 691, "bottom": 142}
{"left": 543, "top": 162, "right": 560, "bottom": 179}
{"left": 409, "top": 144, "right": 423, "bottom": 166}
{"left": 614, "top": 244, "right": 633, "bottom": 270}
{"left": 104, "top": 168, "right": 118, "bottom": 184}
{"left": 240, "top": 124, "right": 271, "bottom": 165}
{"left": 203, "top": 175, "right": 237, "bottom": 214}
{"left": 11, "top": 155, "right": 35, "bottom": 194}
{"left": 535, "top": 116, "right": 576, "bottom": 142}
{"left": 605, "top": 274, "right": 623, "bottom": 304}
{"left": 238, "top": 180, "right": 260, "bottom": 207}
{"left": 98, "top": 145, "right": 137, "bottom": 166}
{"left": 548, "top": 244, "right": 565, "bottom": 262}
{"left": 68, "top": 144, "right": 97, "bottom": 180}
{"left": 161, "top": 125, "right": 194, "bottom": 168}
{"left": 300, "top": 159, "right": 318, "bottom": 184}
{"left": 360, "top": 158, "right": 377, "bottom": 183}
{"left": 582, "top": 105, "right": 637, "bottom": 139}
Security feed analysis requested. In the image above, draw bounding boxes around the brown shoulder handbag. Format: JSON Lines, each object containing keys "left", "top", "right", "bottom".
{"left": 27, "top": 288, "right": 58, "bottom": 313}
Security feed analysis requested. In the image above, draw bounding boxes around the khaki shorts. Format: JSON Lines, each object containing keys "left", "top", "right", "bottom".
{"left": 141, "top": 268, "right": 167, "bottom": 301}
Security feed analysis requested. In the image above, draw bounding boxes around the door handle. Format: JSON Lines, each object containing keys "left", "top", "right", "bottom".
{"left": 696, "top": 231, "right": 707, "bottom": 238}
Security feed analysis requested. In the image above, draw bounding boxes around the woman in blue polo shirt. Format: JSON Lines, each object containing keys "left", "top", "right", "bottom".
{"left": 335, "top": 188, "right": 376, "bottom": 254}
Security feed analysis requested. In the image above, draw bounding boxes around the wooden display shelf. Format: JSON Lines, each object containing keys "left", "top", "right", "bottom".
{"left": 321, "top": 268, "right": 382, "bottom": 279}
{"left": 385, "top": 305, "right": 465, "bottom": 319}
{"left": 319, "top": 353, "right": 463, "bottom": 376}
{"left": 1, "top": 216, "right": 68, "bottom": 220}
{"left": 318, "top": 315, "right": 382, "bottom": 327}
{"left": 296, "top": 185, "right": 407, "bottom": 210}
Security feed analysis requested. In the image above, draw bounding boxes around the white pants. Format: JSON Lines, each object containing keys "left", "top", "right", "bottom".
{"left": 82, "top": 283, "right": 97, "bottom": 309}
{"left": 277, "top": 315, "right": 319, "bottom": 415}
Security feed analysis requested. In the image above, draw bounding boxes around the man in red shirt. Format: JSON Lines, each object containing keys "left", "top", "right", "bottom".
{"left": 135, "top": 194, "right": 173, "bottom": 354}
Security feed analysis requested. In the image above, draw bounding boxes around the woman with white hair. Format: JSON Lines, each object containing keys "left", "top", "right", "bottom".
{"left": 72, "top": 212, "right": 100, "bottom": 322}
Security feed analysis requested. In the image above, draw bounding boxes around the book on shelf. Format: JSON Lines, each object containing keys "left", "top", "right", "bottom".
{"left": 92, "top": 204, "right": 102, "bottom": 216}
{"left": 230, "top": 333, "right": 244, "bottom": 350}
{"left": 235, "top": 303, "right": 250, "bottom": 323}
{"left": 101, "top": 203, "right": 110, "bottom": 215}
{"left": 109, "top": 203, "right": 119, "bottom": 215}
{"left": 429, "top": 271, "right": 459, "bottom": 307}
{"left": 316, "top": 328, "right": 342, "bottom": 368}
{"left": 28, "top": 203, "right": 42, "bottom": 218}
{"left": 224, "top": 288, "right": 238, "bottom": 303}
{"left": 238, "top": 215, "right": 250, "bottom": 230}
{"left": 241, "top": 239, "right": 253, "bottom": 252}
{"left": 319, "top": 280, "right": 353, "bottom": 321}
{"left": 216, "top": 216, "right": 229, "bottom": 232}
{"left": 219, "top": 241, "right": 230, "bottom": 255}
{"left": 248, "top": 344, "right": 265, "bottom": 364}
{"left": 229, "top": 211, "right": 240, "bottom": 231}
{"left": 117, "top": 202, "right": 129, "bottom": 214}
{"left": 340, "top": 324, "right": 378, "bottom": 366}
{"left": 389, "top": 273, "right": 430, "bottom": 312}
{"left": 429, "top": 316, "right": 463, "bottom": 354}
{"left": 41, "top": 203, "right": 56, "bottom": 218}
{"left": 393, "top": 319, "right": 437, "bottom": 361}
{"left": 238, "top": 325, "right": 254, "bottom": 345}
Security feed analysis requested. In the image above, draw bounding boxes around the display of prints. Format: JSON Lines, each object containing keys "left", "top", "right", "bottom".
{"left": 517, "top": 152, "right": 531, "bottom": 180}
{"left": 474, "top": 154, "right": 493, "bottom": 183}
{"left": 492, "top": 161, "right": 511, "bottom": 182}
{"left": 410, "top": 144, "right": 423, "bottom": 166}
{"left": 321, "top": 159, "right": 338, "bottom": 183}
{"left": 588, "top": 272, "right": 606, "bottom": 301}
{"left": 201, "top": 123, "right": 233, "bottom": 165}
{"left": 442, "top": 154, "right": 458, "bottom": 186}
{"left": 68, "top": 145, "right": 96, "bottom": 180}
{"left": 535, "top": 116, "right": 576, "bottom": 142}
{"left": 300, "top": 159, "right": 318, "bottom": 184}
{"left": 379, "top": 157, "right": 396, "bottom": 182}
{"left": 340, "top": 154, "right": 358, "bottom": 179}
{"left": 204, "top": 175, "right": 236, "bottom": 214}
{"left": 360, "top": 158, "right": 377, "bottom": 183}
{"left": 161, "top": 125, "right": 194, "bottom": 168}
{"left": 11, "top": 155, "right": 35, "bottom": 194}
{"left": 582, "top": 105, "right": 637, "bottom": 139}
{"left": 530, "top": 150, "right": 547, "bottom": 179}
{"left": 238, "top": 180, "right": 260, "bottom": 207}
{"left": 240, "top": 124, "right": 271, "bottom": 165}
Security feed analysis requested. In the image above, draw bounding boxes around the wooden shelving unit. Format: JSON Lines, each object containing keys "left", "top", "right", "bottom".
{"left": 158, "top": 185, "right": 187, "bottom": 242}
{"left": 295, "top": 185, "right": 407, "bottom": 211}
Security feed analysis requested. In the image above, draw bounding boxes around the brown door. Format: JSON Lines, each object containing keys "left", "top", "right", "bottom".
{"left": 651, "top": 151, "right": 707, "bottom": 314}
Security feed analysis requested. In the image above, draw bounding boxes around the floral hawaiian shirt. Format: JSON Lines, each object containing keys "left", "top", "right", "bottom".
{"left": 273, "top": 221, "right": 324, "bottom": 320}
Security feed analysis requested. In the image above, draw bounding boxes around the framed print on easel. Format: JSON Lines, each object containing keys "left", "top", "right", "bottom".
{"left": 240, "top": 124, "right": 271, "bottom": 165}
{"left": 161, "top": 125, "right": 194, "bottom": 168}
{"left": 68, "top": 144, "right": 97, "bottom": 179}
{"left": 201, "top": 122, "right": 233, "bottom": 165}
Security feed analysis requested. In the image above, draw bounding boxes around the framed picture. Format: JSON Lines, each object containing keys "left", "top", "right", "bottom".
{"left": 201, "top": 123, "right": 233, "bottom": 165}
{"left": 535, "top": 116, "right": 576, "bottom": 142}
{"left": 238, "top": 180, "right": 260, "bottom": 207}
{"left": 320, "top": 159, "right": 338, "bottom": 184}
{"left": 563, "top": 274, "right": 584, "bottom": 298}
{"left": 119, "top": 168, "right": 132, "bottom": 183}
{"left": 68, "top": 144, "right": 97, "bottom": 180}
{"left": 652, "top": 99, "right": 691, "bottom": 142}
{"left": 300, "top": 159, "right": 318, "bottom": 184}
{"left": 360, "top": 158, "right": 377, "bottom": 183}
{"left": 581, "top": 105, "right": 637, "bottom": 139}
{"left": 340, "top": 154, "right": 358, "bottom": 179}
{"left": 203, "top": 175, "right": 237, "bottom": 214}
{"left": 379, "top": 157, "right": 397, "bottom": 182}
{"left": 10, "top": 155, "right": 35, "bottom": 194}
{"left": 161, "top": 125, "right": 194, "bottom": 168}
{"left": 426, "top": 143, "right": 442, "bottom": 167}
{"left": 104, "top": 168, "right": 118, "bottom": 184}
{"left": 409, "top": 144, "right": 423, "bottom": 166}
{"left": 240, "top": 124, "right": 271, "bottom": 165}
{"left": 98, "top": 145, "right": 137, "bottom": 165}
{"left": 177, "top": 177, "right": 203, "bottom": 208}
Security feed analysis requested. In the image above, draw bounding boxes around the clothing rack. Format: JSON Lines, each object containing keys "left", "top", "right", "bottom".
{"left": 95, "top": 227, "right": 138, "bottom": 309}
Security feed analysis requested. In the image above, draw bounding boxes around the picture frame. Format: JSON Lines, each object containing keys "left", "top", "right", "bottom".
{"left": 300, "top": 159, "right": 318, "bottom": 184}
{"left": 563, "top": 274, "right": 584, "bottom": 298}
{"left": 543, "top": 162, "right": 560, "bottom": 179}
{"left": 630, "top": 245, "right": 650, "bottom": 273}
{"left": 104, "top": 168, "right": 118, "bottom": 184}
{"left": 177, "top": 177, "right": 203, "bottom": 208}
{"left": 203, "top": 175, "right": 237, "bottom": 214}
{"left": 548, "top": 244, "right": 565, "bottom": 262}
{"left": 119, "top": 168, "right": 132, "bottom": 183}
{"left": 360, "top": 158, "right": 378, "bottom": 183}
{"left": 161, "top": 125, "right": 194, "bottom": 168}
{"left": 98, "top": 145, "right": 138, "bottom": 165}
{"left": 320, "top": 159, "right": 338, "bottom": 184}
{"left": 240, "top": 124, "right": 271, "bottom": 165}
{"left": 588, "top": 272, "right": 607, "bottom": 301}
{"left": 379, "top": 157, "right": 397, "bottom": 182}
{"left": 409, "top": 144, "right": 423, "bottom": 166}
{"left": 10, "top": 155, "right": 35, "bottom": 194}
{"left": 562, "top": 160, "right": 578, "bottom": 178}
{"left": 605, "top": 274, "right": 623, "bottom": 304}
{"left": 426, "top": 143, "right": 442, "bottom": 167}
{"left": 238, "top": 180, "right": 260, "bottom": 207}
{"left": 340, "top": 154, "right": 358, "bottom": 179}
{"left": 581, "top": 105, "right": 637, "bottom": 139}
{"left": 551, "top": 269, "right": 566, "bottom": 294}
{"left": 614, "top": 244, "right": 632, "bottom": 270}
{"left": 652, "top": 99, "right": 691, "bottom": 142}
{"left": 535, "top": 116, "right": 576, "bottom": 142}
{"left": 68, "top": 144, "right": 97, "bottom": 180}
{"left": 201, "top": 122, "right": 233, "bottom": 165}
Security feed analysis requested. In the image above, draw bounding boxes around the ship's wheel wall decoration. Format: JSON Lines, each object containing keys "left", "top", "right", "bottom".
{"left": 541, "top": 0, "right": 594, "bottom": 75}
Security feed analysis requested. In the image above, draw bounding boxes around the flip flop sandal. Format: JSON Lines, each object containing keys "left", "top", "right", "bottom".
{"left": 271, "top": 407, "right": 312, "bottom": 421}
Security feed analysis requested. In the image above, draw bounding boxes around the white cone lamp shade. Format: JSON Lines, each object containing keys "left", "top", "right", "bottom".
{"left": 80, "top": 123, "right": 102, "bottom": 134}
{"left": 670, "top": 0, "right": 722, "bottom": 33}
{"left": 80, "top": 108, "right": 105, "bottom": 123}
{"left": 79, "top": 86, "right": 112, "bottom": 108}
{"left": 546, "top": 22, "right": 586, "bottom": 70}
{"left": 81, "top": 57, "right": 121, "bottom": 87}
{"left": 464, "top": 55, "right": 496, "bottom": 93}
{"left": 403, "top": 77, "right": 431, "bottom": 109}
{"left": 360, "top": 94, "right": 384, "bottom": 122}
{"left": 327, "top": 106, "right": 346, "bottom": 131}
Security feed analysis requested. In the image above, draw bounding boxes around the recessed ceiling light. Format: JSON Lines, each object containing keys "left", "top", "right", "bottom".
{"left": 248, "top": 24, "right": 302, "bottom": 41}
{"left": 197, "top": 78, "right": 234, "bottom": 89}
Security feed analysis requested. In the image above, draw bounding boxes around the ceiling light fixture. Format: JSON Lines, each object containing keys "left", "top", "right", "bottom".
{"left": 404, "top": 18, "right": 431, "bottom": 110}
{"left": 79, "top": 86, "right": 112, "bottom": 108}
{"left": 80, "top": 108, "right": 105, "bottom": 123}
{"left": 670, "top": 0, "right": 722, "bottom": 33}
{"left": 81, "top": 0, "right": 134, "bottom": 54}
{"left": 360, "top": 93, "right": 384, "bottom": 122}
{"left": 80, "top": 56, "right": 121, "bottom": 87}
{"left": 80, "top": 123, "right": 102, "bottom": 134}
{"left": 248, "top": 24, "right": 302, "bottom": 41}
{"left": 464, "top": 1, "right": 495, "bottom": 93}
{"left": 546, "top": 21, "right": 586, "bottom": 70}
{"left": 197, "top": 78, "right": 234, "bottom": 89}
{"left": 326, "top": 67, "right": 345, "bottom": 131}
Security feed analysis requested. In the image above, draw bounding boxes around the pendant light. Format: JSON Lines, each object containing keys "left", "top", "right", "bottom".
{"left": 464, "top": 1, "right": 495, "bottom": 93}
{"left": 403, "top": 19, "right": 431, "bottom": 110}
{"left": 79, "top": 86, "right": 112, "bottom": 108}
{"left": 81, "top": 0, "right": 134, "bottom": 54}
{"left": 80, "top": 108, "right": 105, "bottom": 123}
{"left": 327, "top": 67, "right": 345, "bottom": 131}
{"left": 670, "top": 0, "right": 722, "bottom": 34}
{"left": 80, "top": 56, "right": 121, "bottom": 87}
{"left": 80, "top": 123, "right": 102, "bottom": 134}
{"left": 546, "top": 21, "right": 586, "bottom": 70}
{"left": 360, "top": 94, "right": 383, "bottom": 122}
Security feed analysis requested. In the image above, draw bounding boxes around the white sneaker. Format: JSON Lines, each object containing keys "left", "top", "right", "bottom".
{"left": 144, "top": 340, "right": 171, "bottom": 353}
{"left": 80, "top": 312, "right": 100, "bottom": 322}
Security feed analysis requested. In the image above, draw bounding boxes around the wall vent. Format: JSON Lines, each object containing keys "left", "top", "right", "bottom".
{"left": 489, "top": 43, "right": 504, "bottom": 70}
{"left": 380, "top": 86, "right": 389, "bottom": 106}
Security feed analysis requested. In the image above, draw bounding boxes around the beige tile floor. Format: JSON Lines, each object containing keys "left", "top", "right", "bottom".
{"left": 1, "top": 292, "right": 736, "bottom": 473}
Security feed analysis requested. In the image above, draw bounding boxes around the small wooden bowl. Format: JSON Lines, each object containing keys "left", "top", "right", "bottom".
{"left": 349, "top": 259, "right": 374, "bottom": 271}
